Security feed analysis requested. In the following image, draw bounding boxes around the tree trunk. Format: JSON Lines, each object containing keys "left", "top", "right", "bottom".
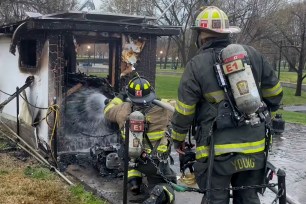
{"left": 163, "top": 37, "right": 171, "bottom": 69}
{"left": 288, "top": 60, "right": 297, "bottom": 72}
{"left": 295, "top": 27, "right": 305, "bottom": 95}
{"left": 295, "top": 72, "right": 303, "bottom": 96}
{"left": 180, "top": 39, "right": 187, "bottom": 66}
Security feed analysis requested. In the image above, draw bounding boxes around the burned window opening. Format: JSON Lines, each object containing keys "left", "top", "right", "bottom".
{"left": 19, "top": 39, "right": 37, "bottom": 69}
{"left": 75, "top": 42, "right": 110, "bottom": 78}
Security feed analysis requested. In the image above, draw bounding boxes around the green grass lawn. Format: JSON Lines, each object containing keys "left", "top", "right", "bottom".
{"left": 277, "top": 110, "right": 306, "bottom": 125}
{"left": 281, "top": 87, "right": 306, "bottom": 105}
{"left": 155, "top": 75, "right": 181, "bottom": 99}
{"left": 279, "top": 71, "right": 306, "bottom": 84}
{"left": 88, "top": 71, "right": 306, "bottom": 124}
{"left": 154, "top": 75, "right": 306, "bottom": 125}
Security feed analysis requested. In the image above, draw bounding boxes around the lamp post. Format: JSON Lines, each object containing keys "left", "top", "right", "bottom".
{"left": 87, "top": 45, "right": 91, "bottom": 66}
{"left": 159, "top": 50, "right": 163, "bottom": 69}
{"left": 86, "top": 45, "right": 91, "bottom": 75}
{"left": 175, "top": 56, "right": 179, "bottom": 70}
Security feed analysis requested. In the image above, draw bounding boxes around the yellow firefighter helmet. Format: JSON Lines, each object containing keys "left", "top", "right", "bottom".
{"left": 192, "top": 6, "right": 240, "bottom": 34}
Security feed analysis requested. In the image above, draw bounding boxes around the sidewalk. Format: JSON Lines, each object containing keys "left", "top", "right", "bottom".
{"left": 283, "top": 105, "right": 306, "bottom": 113}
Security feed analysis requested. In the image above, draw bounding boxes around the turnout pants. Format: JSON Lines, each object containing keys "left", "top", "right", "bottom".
{"left": 194, "top": 161, "right": 263, "bottom": 204}
{"left": 128, "top": 158, "right": 176, "bottom": 203}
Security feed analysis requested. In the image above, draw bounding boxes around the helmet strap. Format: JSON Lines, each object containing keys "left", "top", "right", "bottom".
{"left": 195, "top": 31, "right": 201, "bottom": 49}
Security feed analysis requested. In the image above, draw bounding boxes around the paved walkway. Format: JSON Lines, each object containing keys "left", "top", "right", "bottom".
{"left": 283, "top": 105, "right": 306, "bottom": 113}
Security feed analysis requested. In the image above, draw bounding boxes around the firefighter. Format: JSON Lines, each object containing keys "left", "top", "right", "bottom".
{"left": 104, "top": 76, "right": 176, "bottom": 204}
{"left": 171, "top": 6, "right": 283, "bottom": 204}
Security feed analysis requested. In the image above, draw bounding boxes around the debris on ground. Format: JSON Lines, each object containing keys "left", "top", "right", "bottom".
{"left": 0, "top": 135, "right": 108, "bottom": 204}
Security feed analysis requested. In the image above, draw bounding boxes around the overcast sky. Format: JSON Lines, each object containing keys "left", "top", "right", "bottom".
{"left": 93, "top": 0, "right": 102, "bottom": 9}
{"left": 78, "top": 0, "right": 103, "bottom": 11}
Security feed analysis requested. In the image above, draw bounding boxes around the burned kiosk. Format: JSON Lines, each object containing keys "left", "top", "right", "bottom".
{"left": 0, "top": 10, "right": 179, "bottom": 196}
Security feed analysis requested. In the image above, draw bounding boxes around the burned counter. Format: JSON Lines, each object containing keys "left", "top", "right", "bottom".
{"left": 0, "top": 11, "right": 179, "bottom": 170}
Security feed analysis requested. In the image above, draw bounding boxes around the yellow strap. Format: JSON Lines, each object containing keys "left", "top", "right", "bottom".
{"left": 262, "top": 82, "right": 282, "bottom": 98}
{"left": 172, "top": 130, "right": 186, "bottom": 142}
{"left": 175, "top": 100, "right": 196, "bottom": 116}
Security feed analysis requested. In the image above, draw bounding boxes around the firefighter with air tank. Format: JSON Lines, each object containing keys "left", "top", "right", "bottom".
{"left": 171, "top": 6, "right": 283, "bottom": 204}
{"left": 104, "top": 75, "right": 176, "bottom": 204}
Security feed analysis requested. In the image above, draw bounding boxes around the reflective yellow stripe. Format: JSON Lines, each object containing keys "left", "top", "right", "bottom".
{"left": 104, "top": 103, "right": 115, "bottom": 114}
{"left": 104, "top": 97, "right": 123, "bottom": 114}
{"left": 145, "top": 148, "right": 152, "bottom": 154}
{"left": 204, "top": 90, "right": 225, "bottom": 103}
{"left": 163, "top": 186, "right": 174, "bottom": 203}
{"left": 175, "top": 100, "right": 196, "bottom": 116}
{"left": 262, "top": 82, "right": 282, "bottom": 98}
{"left": 196, "top": 138, "right": 265, "bottom": 159}
{"left": 129, "top": 82, "right": 134, "bottom": 88}
{"left": 172, "top": 130, "right": 186, "bottom": 142}
{"left": 212, "top": 11, "right": 220, "bottom": 19}
{"left": 147, "top": 131, "right": 165, "bottom": 141}
{"left": 121, "top": 130, "right": 125, "bottom": 140}
{"left": 112, "top": 97, "right": 123, "bottom": 105}
{"left": 144, "top": 83, "right": 149, "bottom": 90}
{"left": 128, "top": 169, "right": 142, "bottom": 178}
{"left": 157, "top": 145, "right": 168, "bottom": 153}
{"left": 135, "top": 84, "right": 141, "bottom": 91}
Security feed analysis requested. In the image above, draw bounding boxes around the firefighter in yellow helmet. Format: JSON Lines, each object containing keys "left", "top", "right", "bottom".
{"left": 171, "top": 6, "right": 283, "bottom": 204}
{"left": 104, "top": 76, "right": 176, "bottom": 204}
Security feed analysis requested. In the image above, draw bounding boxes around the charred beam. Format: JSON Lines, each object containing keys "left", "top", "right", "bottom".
{"left": 27, "top": 19, "right": 180, "bottom": 36}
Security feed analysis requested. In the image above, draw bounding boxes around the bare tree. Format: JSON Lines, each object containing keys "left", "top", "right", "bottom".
{"left": 0, "top": 0, "right": 78, "bottom": 25}
{"left": 267, "top": 1, "right": 306, "bottom": 96}
{"left": 100, "top": 0, "right": 154, "bottom": 15}
{"left": 151, "top": 0, "right": 212, "bottom": 66}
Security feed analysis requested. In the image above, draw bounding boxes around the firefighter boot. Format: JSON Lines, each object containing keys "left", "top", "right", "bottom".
{"left": 143, "top": 185, "right": 167, "bottom": 204}
{"left": 129, "top": 178, "right": 142, "bottom": 195}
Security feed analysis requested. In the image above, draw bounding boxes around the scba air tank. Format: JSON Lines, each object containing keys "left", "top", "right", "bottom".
{"left": 128, "top": 111, "right": 144, "bottom": 158}
{"left": 221, "top": 44, "right": 262, "bottom": 115}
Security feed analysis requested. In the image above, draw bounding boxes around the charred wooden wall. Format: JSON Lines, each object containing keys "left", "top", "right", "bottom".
{"left": 134, "top": 35, "right": 157, "bottom": 87}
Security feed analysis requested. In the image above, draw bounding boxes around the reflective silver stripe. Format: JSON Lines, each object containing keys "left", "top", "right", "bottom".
{"left": 147, "top": 131, "right": 165, "bottom": 141}
{"left": 262, "top": 82, "right": 282, "bottom": 98}
{"left": 175, "top": 100, "right": 196, "bottom": 116}
{"left": 204, "top": 90, "right": 225, "bottom": 103}
{"left": 172, "top": 130, "right": 186, "bottom": 142}
{"left": 196, "top": 138, "right": 265, "bottom": 159}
